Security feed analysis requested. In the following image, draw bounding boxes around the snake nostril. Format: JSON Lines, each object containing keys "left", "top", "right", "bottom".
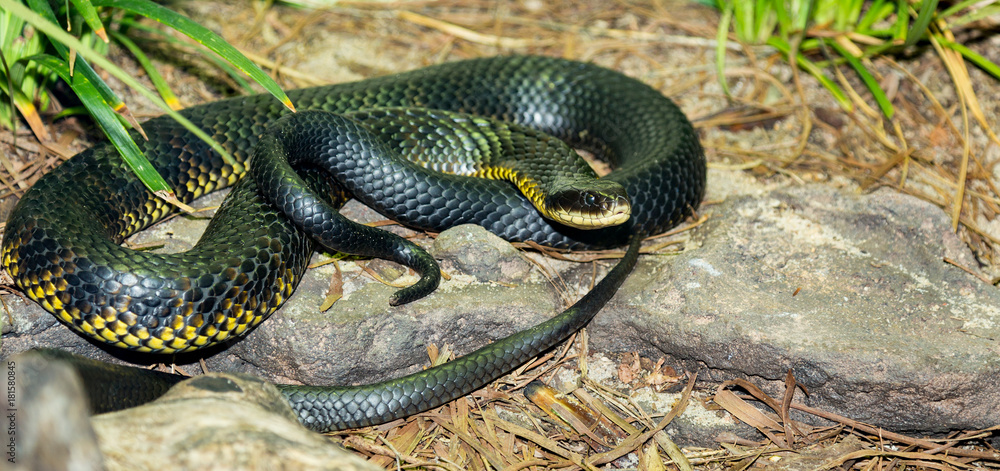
{"left": 10, "top": 55, "right": 703, "bottom": 432}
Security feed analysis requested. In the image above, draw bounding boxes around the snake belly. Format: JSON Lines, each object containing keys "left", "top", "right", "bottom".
{"left": 2, "top": 55, "right": 705, "bottom": 430}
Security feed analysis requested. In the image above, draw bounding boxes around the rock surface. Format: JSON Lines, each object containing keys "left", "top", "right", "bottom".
{"left": 594, "top": 183, "right": 1000, "bottom": 431}
{"left": 3, "top": 179, "right": 999, "bottom": 441}
{"left": 8, "top": 351, "right": 103, "bottom": 471}
{"left": 89, "top": 372, "right": 378, "bottom": 471}
{"left": 8, "top": 350, "right": 378, "bottom": 470}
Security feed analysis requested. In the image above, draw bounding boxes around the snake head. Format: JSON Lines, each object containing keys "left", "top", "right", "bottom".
{"left": 544, "top": 178, "right": 631, "bottom": 230}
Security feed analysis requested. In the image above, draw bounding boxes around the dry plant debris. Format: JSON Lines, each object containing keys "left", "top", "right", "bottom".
{"left": 319, "top": 332, "right": 1000, "bottom": 470}
{"left": 1, "top": 0, "right": 998, "bottom": 469}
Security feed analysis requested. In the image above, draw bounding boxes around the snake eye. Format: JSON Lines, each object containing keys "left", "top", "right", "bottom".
{"left": 584, "top": 192, "right": 597, "bottom": 207}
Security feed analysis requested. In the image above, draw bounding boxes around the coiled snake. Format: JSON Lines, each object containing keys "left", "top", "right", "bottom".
{"left": 2, "top": 55, "right": 705, "bottom": 431}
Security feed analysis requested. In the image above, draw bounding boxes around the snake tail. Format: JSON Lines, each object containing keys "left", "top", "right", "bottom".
{"left": 3, "top": 56, "right": 703, "bottom": 429}
{"left": 25, "top": 348, "right": 187, "bottom": 413}
{"left": 282, "top": 235, "right": 641, "bottom": 432}
{"left": 29, "top": 235, "right": 640, "bottom": 431}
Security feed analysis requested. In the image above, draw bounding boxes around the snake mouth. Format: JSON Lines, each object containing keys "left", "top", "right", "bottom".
{"left": 545, "top": 183, "right": 632, "bottom": 230}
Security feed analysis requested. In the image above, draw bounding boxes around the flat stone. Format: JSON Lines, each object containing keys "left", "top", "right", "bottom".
{"left": 8, "top": 351, "right": 103, "bottom": 471}
{"left": 88, "top": 372, "right": 377, "bottom": 471}
{"left": 431, "top": 223, "right": 533, "bottom": 283}
{"left": 222, "top": 229, "right": 558, "bottom": 386}
{"left": 3, "top": 182, "right": 997, "bottom": 441}
{"left": 590, "top": 184, "right": 1000, "bottom": 432}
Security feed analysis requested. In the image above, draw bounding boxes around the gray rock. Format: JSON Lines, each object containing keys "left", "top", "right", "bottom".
{"left": 7, "top": 351, "right": 103, "bottom": 471}
{"left": 591, "top": 184, "right": 1000, "bottom": 431}
{"left": 431, "top": 223, "right": 533, "bottom": 282}
{"left": 223, "top": 223, "right": 557, "bottom": 386}
{"left": 88, "top": 372, "right": 377, "bottom": 471}
{"left": 3, "top": 183, "right": 997, "bottom": 441}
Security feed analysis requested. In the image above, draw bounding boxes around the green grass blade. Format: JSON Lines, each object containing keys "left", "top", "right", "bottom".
{"left": 89, "top": 0, "right": 294, "bottom": 112}
{"left": 2, "top": 0, "right": 237, "bottom": 169}
{"left": 731, "top": 0, "right": 749, "bottom": 42}
{"left": 2, "top": 3, "right": 51, "bottom": 106}
{"left": 811, "top": 0, "right": 830, "bottom": 27}
{"left": 799, "top": 37, "right": 822, "bottom": 51}
{"left": 832, "top": 0, "right": 856, "bottom": 30}
{"left": 716, "top": 1, "right": 734, "bottom": 96}
{"left": 751, "top": 0, "right": 763, "bottom": 41}
{"left": 937, "top": 0, "right": 983, "bottom": 21}
{"left": 0, "top": 17, "right": 19, "bottom": 131}
{"left": 753, "top": 0, "right": 775, "bottom": 43}
{"left": 188, "top": 47, "right": 256, "bottom": 93}
{"left": 773, "top": 0, "right": 790, "bottom": 39}
{"left": 26, "top": 0, "right": 130, "bottom": 117}
{"left": 844, "top": 0, "right": 865, "bottom": 30}
{"left": 790, "top": 0, "right": 812, "bottom": 33}
{"left": 738, "top": 0, "right": 761, "bottom": 42}
{"left": 0, "top": 70, "right": 48, "bottom": 138}
{"left": 856, "top": 0, "right": 893, "bottom": 32}
{"left": 859, "top": 40, "right": 901, "bottom": 60}
{"left": 28, "top": 53, "right": 172, "bottom": 195}
{"left": 904, "top": 0, "right": 938, "bottom": 48}
{"left": 767, "top": 36, "right": 853, "bottom": 111}
{"left": 117, "top": 18, "right": 255, "bottom": 93}
{"left": 943, "top": 40, "right": 1000, "bottom": 81}
{"left": 893, "top": 0, "right": 909, "bottom": 42}
{"left": 68, "top": 0, "right": 109, "bottom": 43}
{"left": 52, "top": 105, "right": 89, "bottom": 120}
{"left": 828, "top": 39, "right": 894, "bottom": 118}
{"left": 944, "top": 4, "right": 1000, "bottom": 29}
{"left": 108, "top": 29, "right": 181, "bottom": 109}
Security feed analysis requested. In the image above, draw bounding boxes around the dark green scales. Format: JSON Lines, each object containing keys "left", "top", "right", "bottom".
{"left": 2, "top": 56, "right": 705, "bottom": 431}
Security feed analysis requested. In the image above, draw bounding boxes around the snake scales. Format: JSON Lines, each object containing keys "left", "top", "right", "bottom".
{"left": 3, "top": 55, "right": 705, "bottom": 431}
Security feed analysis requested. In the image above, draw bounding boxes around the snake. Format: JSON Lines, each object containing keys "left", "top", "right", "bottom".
{"left": 3, "top": 55, "right": 706, "bottom": 432}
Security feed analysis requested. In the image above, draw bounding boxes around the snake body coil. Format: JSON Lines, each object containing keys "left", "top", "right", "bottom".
{"left": 3, "top": 56, "right": 705, "bottom": 431}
